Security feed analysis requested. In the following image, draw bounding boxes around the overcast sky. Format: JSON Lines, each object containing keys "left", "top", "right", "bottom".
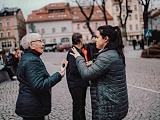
{"left": 0, "top": 0, "right": 159, "bottom": 20}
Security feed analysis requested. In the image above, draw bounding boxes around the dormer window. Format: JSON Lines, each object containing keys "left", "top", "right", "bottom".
{"left": 73, "top": 16, "right": 79, "bottom": 19}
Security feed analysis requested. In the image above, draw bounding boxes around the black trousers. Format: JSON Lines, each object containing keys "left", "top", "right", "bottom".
{"left": 2, "top": 66, "right": 14, "bottom": 80}
{"left": 69, "top": 87, "right": 87, "bottom": 120}
{"left": 23, "top": 116, "right": 44, "bottom": 120}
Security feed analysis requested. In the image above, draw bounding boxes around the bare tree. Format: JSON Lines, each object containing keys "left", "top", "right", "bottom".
{"left": 117, "top": 0, "right": 130, "bottom": 43}
{"left": 138, "top": 0, "right": 151, "bottom": 30}
{"left": 95, "top": 0, "right": 108, "bottom": 25}
{"left": 75, "top": 0, "right": 95, "bottom": 35}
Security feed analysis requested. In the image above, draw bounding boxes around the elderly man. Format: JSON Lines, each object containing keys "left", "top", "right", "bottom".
{"left": 15, "top": 33, "right": 68, "bottom": 120}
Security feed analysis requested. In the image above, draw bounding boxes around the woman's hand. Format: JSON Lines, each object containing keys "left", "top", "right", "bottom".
{"left": 86, "top": 61, "right": 93, "bottom": 67}
{"left": 70, "top": 47, "right": 81, "bottom": 58}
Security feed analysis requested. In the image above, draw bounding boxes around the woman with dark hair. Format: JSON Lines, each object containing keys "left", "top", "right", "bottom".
{"left": 70, "top": 25, "right": 128, "bottom": 120}
{"left": 66, "top": 32, "right": 88, "bottom": 120}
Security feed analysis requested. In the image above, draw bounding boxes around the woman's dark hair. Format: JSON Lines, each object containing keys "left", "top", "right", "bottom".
{"left": 72, "top": 32, "right": 82, "bottom": 45}
{"left": 97, "top": 25, "right": 125, "bottom": 66}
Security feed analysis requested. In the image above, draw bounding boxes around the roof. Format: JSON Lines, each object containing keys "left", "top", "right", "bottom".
{"left": 148, "top": 8, "right": 160, "bottom": 18}
{"left": 27, "top": 2, "right": 72, "bottom": 22}
{"left": 0, "top": 7, "right": 20, "bottom": 16}
{"left": 26, "top": 2, "right": 113, "bottom": 23}
{"left": 71, "top": 6, "right": 113, "bottom": 22}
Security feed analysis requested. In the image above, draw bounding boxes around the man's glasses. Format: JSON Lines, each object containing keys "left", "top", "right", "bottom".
{"left": 31, "top": 40, "right": 43, "bottom": 43}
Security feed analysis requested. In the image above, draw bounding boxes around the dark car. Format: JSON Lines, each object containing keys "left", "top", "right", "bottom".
{"left": 57, "top": 44, "right": 72, "bottom": 52}
{"left": 44, "top": 44, "right": 57, "bottom": 52}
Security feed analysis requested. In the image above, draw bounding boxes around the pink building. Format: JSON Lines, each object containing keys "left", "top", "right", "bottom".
{"left": 0, "top": 7, "right": 26, "bottom": 51}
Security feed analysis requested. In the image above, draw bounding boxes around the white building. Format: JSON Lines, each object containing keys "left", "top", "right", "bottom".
{"left": 26, "top": 3, "right": 73, "bottom": 45}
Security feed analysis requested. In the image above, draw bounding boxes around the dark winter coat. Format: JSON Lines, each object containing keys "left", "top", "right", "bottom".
{"left": 66, "top": 46, "right": 88, "bottom": 88}
{"left": 76, "top": 48, "right": 128, "bottom": 120}
{"left": 15, "top": 49, "right": 62, "bottom": 117}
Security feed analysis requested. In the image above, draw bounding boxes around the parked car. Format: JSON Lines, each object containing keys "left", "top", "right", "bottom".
{"left": 44, "top": 44, "right": 57, "bottom": 52}
{"left": 57, "top": 44, "right": 72, "bottom": 52}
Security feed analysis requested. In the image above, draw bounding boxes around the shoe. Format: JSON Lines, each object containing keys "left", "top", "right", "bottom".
{"left": 12, "top": 76, "right": 17, "bottom": 80}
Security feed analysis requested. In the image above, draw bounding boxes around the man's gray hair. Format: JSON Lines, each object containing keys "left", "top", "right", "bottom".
{"left": 20, "top": 33, "right": 41, "bottom": 49}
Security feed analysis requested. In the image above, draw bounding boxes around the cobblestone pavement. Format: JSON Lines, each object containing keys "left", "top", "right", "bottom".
{"left": 0, "top": 45, "right": 159, "bottom": 120}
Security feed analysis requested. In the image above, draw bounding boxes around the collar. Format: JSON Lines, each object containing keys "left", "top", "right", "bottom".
{"left": 24, "top": 49, "right": 41, "bottom": 57}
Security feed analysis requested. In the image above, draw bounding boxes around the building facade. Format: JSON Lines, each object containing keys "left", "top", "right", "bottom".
{"left": 0, "top": 7, "right": 26, "bottom": 51}
{"left": 26, "top": 2, "right": 113, "bottom": 45}
{"left": 26, "top": 3, "right": 73, "bottom": 46}
{"left": 105, "top": 0, "right": 144, "bottom": 42}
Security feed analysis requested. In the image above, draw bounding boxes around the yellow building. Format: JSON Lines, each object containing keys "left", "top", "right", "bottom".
{"left": 0, "top": 7, "right": 26, "bottom": 52}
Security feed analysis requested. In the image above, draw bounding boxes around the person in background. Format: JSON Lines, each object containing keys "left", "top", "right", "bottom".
{"left": 0, "top": 48, "right": 17, "bottom": 80}
{"left": 12, "top": 47, "right": 23, "bottom": 62}
{"left": 86, "top": 34, "right": 99, "bottom": 61}
{"left": 66, "top": 33, "right": 88, "bottom": 120}
{"left": 15, "top": 33, "right": 68, "bottom": 120}
{"left": 132, "top": 39, "right": 137, "bottom": 50}
{"left": 70, "top": 25, "right": 129, "bottom": 120}
{"left": 81, "top": 44, "right": 88, "bottom": 62}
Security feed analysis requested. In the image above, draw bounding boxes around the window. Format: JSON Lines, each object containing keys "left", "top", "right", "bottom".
{"left": 2, "top": 41, "right": 12, "bottom": 47}
{"left": 86, "top": 36, "right": 89, "bottom": 41}
{"left": 77, "top": 24, "right": 80, "bottom": 30}
{"left": 8, "top": 31, "right": 11, "bottom": 37}
{"left": 73, "top": 16, "right": 79, "bottom": 19}
{"left": 122, "top": 6, "right": 125, "bottom": 12}
{"left": 41, "top": 28, "right": 45, "bottom": 34}
{"left": 127, "top": 6, "right": 131, "bottom": 11}
{"left": 135, "top": 14, "right": 138, "bottom": 20}
{"left": 123, "top": 15, "right": 125, "bottom": 20}
{"left": 134, "top": 5, "right": 137, "bottom": 11}
{"left": 83, "top": 23, "right": 87, "bottom": 29}
{"left": 95, "top": 22, "right": 98, "bottom": 29}
{"left": 0, "top": 22, "right": 3, "bottom": 28}
{"left": 61, "top": 38, "right": 69, "bottom": 43}
{"left": 61, "top": 27, "right": 67, "bottom": 32}
{"left": 129, "top": 15, "right": 132, "bottom": 20}
{"left": 52, "top": 38, "right": 56, "bottom": 43}
{"left": 117, "top": 16, "right": 120, "bottom": 21}
{"left": 7, "top": 21, "right": 10, "bottom": 27}
{"left": 0, "top": 32, "right": 4, "bottom": 38}
{"left": 52, "top": 28, "right": 56, "bottom": 33}
{"left": 115, "top": 6, "right": 119, "bottom": 12}
{"left": 135, "top": 24, "right": 139, "bottom": 30}
{"left": 129, "top": 25, "right": 132, "bottom": 31}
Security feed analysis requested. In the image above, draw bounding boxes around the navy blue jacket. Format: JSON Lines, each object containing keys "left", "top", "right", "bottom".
{"left": 15, "top": 49, "right": 62, "bottom": 117}
{"left": 66, "top": 46, "right": 88, "bottom": 88}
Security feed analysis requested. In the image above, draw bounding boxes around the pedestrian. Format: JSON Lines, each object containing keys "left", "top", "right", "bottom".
{"left": 12, "top": 47, "right": 23, "bottom": 62}
{"left": 0, "top": 48, "right": 17, "bottom": 80}
{"left": 132, "top": 39, "right": 137, "bottom": 50}
{"left": 66, "top": 32, "right": 89, "bottom": 120}
{"left": 81, "top": 44, "right": 88, "bottom": 62}
{"left": 86, "top": 34, "right": 99, "bottom": 61}
{"left": 70, "top": 25, "right": 129, "bottom": 120}
{"left": 15, "top": 33, "right": 68, "bottom": 120}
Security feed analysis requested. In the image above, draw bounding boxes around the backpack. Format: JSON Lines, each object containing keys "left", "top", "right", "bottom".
{"left": 6, "top": 53, "right": 18, "bottom": 66}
